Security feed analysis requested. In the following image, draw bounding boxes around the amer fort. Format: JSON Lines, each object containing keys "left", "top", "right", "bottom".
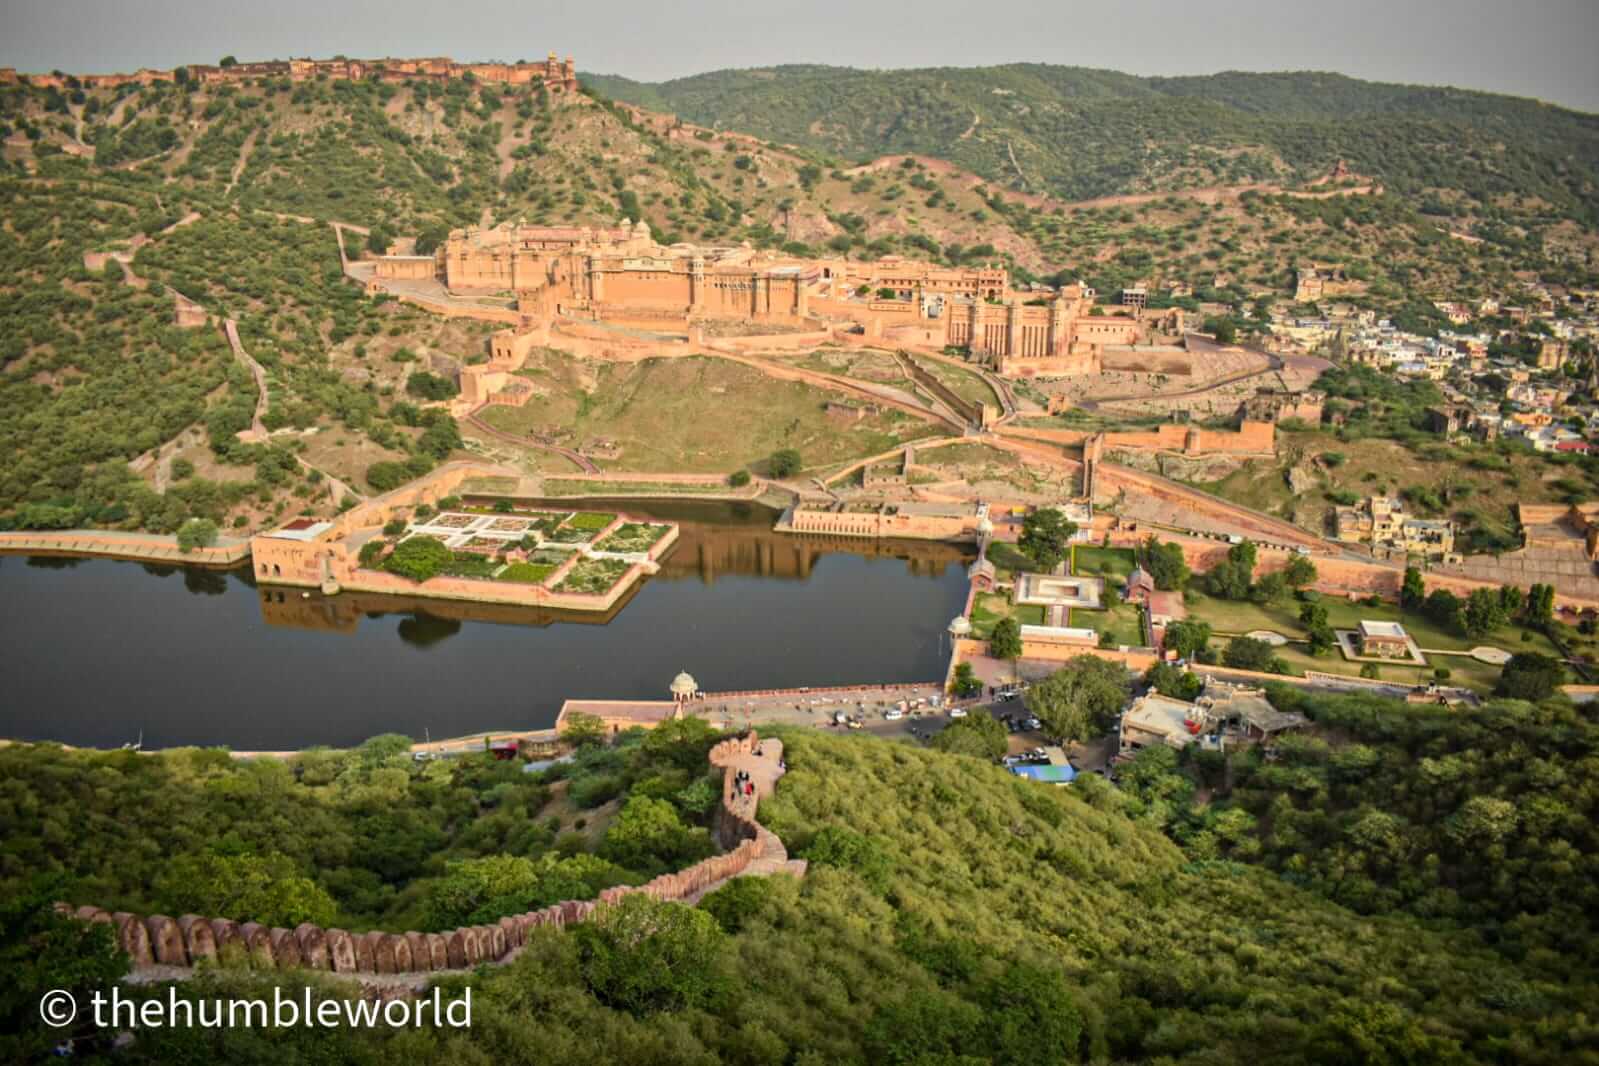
{"left": 5, "top": 50, "right": 1597, "bottom": 686}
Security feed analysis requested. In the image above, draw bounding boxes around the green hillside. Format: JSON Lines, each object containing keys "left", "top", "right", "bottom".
{"left": 6, "top": 713, "right": 1596, "bottom": 1063}
{"left": 583, "top": 64, "right": 1599, "bottom": 224}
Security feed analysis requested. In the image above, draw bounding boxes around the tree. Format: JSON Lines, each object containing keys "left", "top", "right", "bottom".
{"left": 366, "top": 461, "right": 412, "bottom": 492}
{"left": 406, "top": 370, "right": 458, "bottom": 401}
{"left": 1423, "top": 588, "right": 1462, "bottom": 630}
{"left": 0, "top": 878, "right": 129, "bottom": 1060}
{"left": 932, "top": 710, "right": 1008, "bottom": 760}
{"left": 1223, "top": 636, "right": 1275, "bottom": 671}
{"left": 600, "top": 795, "right": 703, "bottom": 871}
{"left": 1299, "top": 601, "right": 1329, "bottom": 630}
{"left": 1019, "top": 509, "right": 1077, "bottom": 572}
{"left": 1401, "top": 566, "right": 1427, "bottom": 609}
{"left": 1204, "top": 315, "right": 1238, "bottom": 343}
{"left": 1524, "top": 583, "right": 1555, "bottom": 626}
{"left": 1307, "top": 624, "right": 1337, "bottom": 657}
{"left": 1250, "top": 571, "right": 1288, "bottom": 604}
{"left": 155, "top": 852, "right": 336, "bottom": 928}
{"left": 1164, "top": 619, "right": 1212, "bottom": 660}
{"left": 1146, "top": 662, "right": 1203, "bottom": 700}
{"left": 1024, "top": 655, "right": 1130, "bottom": 743}
{"left": 562, "top": 710, "right": 607, "bottom": 747}
{"left": 950, "top": 660, "right": 982, "bottom": 698}
{"left": 1206, "top": 539, "right": 1257, "bottom": 600}
{"left": 1461, "top": 587, "right": 1507, "bottom": 639}
{"left": 176, "top": 517, "right": 218, "bottom": 552}
{"left": 1495, "top": 652, "right": 1564, "bottom": 701}
{"left": 989, "top": 616, "right": 1023, "bottom": 665}
{"left": 383, "top": 536, "right": 451, "bottom": 582}
{"left": 1283, "top": 553, "right": 1317, "bottom": 589}
{"left": 366, "top": 225, "right": 395, "bottom": 255}
{"left": 219, "top": 55, "right": 238, "bottom": 68}
{"left": 768, "top": 448, "right": 802, "bottom": 478}
{"left": 697, "top": 874, "right": 775, "bottom": 935}
{"left": 1144, "top": 536, "right": 1190, "bottom": 590}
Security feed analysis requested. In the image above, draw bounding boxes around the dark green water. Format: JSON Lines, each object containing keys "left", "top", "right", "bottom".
{"left": 2, "top": 500, "right": 971, "bottom": 749}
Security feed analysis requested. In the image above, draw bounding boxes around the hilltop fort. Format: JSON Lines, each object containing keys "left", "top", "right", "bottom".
{"left": 0, "top": 52, "right": 579, "bottom": 94}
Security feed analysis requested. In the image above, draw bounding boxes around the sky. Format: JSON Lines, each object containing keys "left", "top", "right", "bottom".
{"left": 2, "top": 0, "right": 1596, "bottom": 112}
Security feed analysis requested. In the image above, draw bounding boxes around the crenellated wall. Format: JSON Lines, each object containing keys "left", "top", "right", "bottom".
{"left": 60, "top": 732, "right": 795, "bottom": 977}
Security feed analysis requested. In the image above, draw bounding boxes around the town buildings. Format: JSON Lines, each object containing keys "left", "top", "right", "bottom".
{"left": 1333, "top": 495, "right": 1457, "bottom": 561}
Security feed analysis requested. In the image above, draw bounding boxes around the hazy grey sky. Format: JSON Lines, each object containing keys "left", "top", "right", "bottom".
{"left": 2, "top": 0, "right": 1596, "bottom": 111}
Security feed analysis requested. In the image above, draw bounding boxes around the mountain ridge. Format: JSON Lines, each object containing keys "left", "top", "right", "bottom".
{"left": 582, "top": 63, "right": 1599, "bottom": 222}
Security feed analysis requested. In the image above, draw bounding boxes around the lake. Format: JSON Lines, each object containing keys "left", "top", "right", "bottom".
{"left": 1, "top": 500, "right": 972, "bottom": 749}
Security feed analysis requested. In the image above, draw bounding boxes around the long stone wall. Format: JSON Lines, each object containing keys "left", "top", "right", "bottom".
{"left": 59, "top": 733, "right": 791, "bottom": 977}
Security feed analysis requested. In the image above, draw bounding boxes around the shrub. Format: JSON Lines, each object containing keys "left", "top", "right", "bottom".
{"left": 175, "top": 518, "right": 218, "bottom": 553}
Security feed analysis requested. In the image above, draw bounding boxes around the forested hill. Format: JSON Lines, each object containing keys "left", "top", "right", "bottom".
{"left": 583, "top": 64, "right": 1599, "bottom": 223}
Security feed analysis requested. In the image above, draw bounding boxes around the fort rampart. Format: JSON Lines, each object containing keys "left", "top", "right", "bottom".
{"left": 59, "top": 732, "right": 794, "bottom": 977}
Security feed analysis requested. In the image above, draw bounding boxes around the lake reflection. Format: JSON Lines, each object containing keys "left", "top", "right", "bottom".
{"left": 2, "top": 501, "right": 972, "bottom": 749}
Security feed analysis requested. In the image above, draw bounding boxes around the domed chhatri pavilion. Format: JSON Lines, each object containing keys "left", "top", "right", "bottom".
{"left": 670, "top": 671, "right": 700, "bottom": 703}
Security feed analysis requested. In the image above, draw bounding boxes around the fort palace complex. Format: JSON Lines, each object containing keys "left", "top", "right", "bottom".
{"left": 375, "top": 218, "right": 1176, "bottom": 381}
{"left": 2, "top": 53, "right": 580, "bottom": 93}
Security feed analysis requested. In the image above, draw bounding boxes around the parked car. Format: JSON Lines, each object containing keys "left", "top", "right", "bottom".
{"left": 948, "top": 707, "right": 968, "bottom": 719}
{"left": 884, "top": 708, "right": 904, "bottom": 721}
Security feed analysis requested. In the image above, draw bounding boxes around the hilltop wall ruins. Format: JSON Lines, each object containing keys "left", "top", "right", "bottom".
{"left": 59, "top": 732, "right": 794, "bottom": 977}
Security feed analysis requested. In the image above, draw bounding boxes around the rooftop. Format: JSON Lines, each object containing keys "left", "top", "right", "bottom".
{"left": 1358, "top": 620, "right": 1408, "bottom": 640}
{"left": 263, "top": 519, "right": 333, "bottom": 542}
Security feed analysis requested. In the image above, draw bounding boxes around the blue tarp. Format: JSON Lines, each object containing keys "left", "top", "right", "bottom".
{"left": 1009, "top": 763, "right": 1077, "bottom": 784}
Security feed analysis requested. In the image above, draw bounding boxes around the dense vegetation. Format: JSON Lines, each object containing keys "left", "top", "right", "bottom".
{"left": 0, "top": 718, "right": 727, "bottom": 936}
{"left": 586, "top": 64, "right": 1599, "bottom": 225}
{"left": 6, "top": 720, "right": 1598, "bottom": 1062}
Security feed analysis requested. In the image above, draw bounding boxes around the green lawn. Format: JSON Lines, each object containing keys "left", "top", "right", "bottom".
{"left": 1181, "top": 589, "right": 1561, "bottom": 690}
{"left": 1073, "top": 546, "right": 1137, "bottom": 582}
{"left": 567, "top": 512, "right": 617, "bottom": 531}
{"left": 970, "top": 593, "right": 1043, "bottom": 639}
{"left": 1070, "top": 603, "right": 1145, "bottom": 647}
{"left": 500, "top": 562, "right": 556, "bottom": 584}
{"left": 986, "top": 541, "right": 1034, "bottom": 577}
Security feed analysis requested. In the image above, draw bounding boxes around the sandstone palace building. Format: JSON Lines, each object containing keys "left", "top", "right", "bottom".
{"left": 390, "top": 218, "right": 1169, "bottom": 379}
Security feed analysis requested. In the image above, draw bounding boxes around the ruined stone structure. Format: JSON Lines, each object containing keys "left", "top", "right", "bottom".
{"left": 61, "top": 732, "right": 798, "bottom": 977}
{"left": 1240, "top": 388, "right": 1324, "bottom": 425}
{"left": 1294, "top": 263, "right": 1358, "bottom": 303}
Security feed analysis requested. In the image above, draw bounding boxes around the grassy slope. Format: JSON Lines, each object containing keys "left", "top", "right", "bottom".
{"left": 477, "top": 352, "right": 935, "bottom": 474}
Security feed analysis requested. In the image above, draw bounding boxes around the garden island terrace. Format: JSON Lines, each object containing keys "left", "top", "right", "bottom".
{"left": 251, "top": 463, "right": 677, "bottom": 611}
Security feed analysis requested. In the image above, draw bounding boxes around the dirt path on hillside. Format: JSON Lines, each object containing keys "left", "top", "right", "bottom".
{"left": 225, "top": 129, "right": 258, "bottom": 196}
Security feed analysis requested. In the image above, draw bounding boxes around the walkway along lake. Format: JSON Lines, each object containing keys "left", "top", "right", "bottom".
{"left": 2, "top": 500, "right": 972, "bottom": 749}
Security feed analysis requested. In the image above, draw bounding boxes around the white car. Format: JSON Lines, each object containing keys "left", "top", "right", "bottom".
{"left": 948, "top": 707, "right": 968, "bottom": 718}
{"left": 884, "top": 708, "right": 904, "bottom": 721}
